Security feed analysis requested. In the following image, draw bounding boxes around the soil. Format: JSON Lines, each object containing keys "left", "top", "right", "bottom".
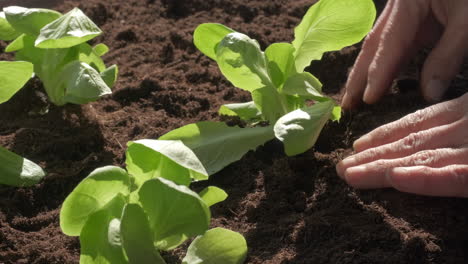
{"left": 1, "top": 0, "right": 468, "bottom": 263}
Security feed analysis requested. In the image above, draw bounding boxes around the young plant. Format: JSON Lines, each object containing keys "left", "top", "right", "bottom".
{"left": 158, "top": 0, "right": 376, "bottom": 177}
{"left": 0, "top": 61, "right": 45, "bottom": 187}
{"left": 60, "top": 139, "right": 247, "bottom": 264}
{"left": 0, "top": 6, "right": 118, "bottom": 106}
{"left": 0, "top": 146, "right": 45, "bottom": 187}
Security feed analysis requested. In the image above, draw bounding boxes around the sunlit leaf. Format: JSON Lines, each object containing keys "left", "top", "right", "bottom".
{"left": 194, "top": 23, "right": 235, "bottom": 61}
{"left": 60, "top": 166, "right": 131, "bottom": 236}
{"left": 138, "top": 178, "right": 210, "bottom": 250}
{"left": 80, "top": 194, "right": 127, "bottom": 264}
{"left": 0, "top": 61, "right": 33, "bottom": 104}
{"left": 160, "top": 121, "right": 275, "bottom": 175}
{"left": 121, "top": 204, "right": 166, "bottom": 264}
{"left": 35, "top": 7, "right": 102, "bottom": 49}
{"left": 199, "top": 186, "right": 228, "bottom": 207}
{"left": 4, "top": 6, "right": 61, "bottom": 36}
{"left": 292, "top": 0, "right": 376, "bottom": 71}
{"left": 0, "top": 146, "right": 45, "bottom": 187}
{"left": 274, "top": 100, "right": 335, "bottom": 156}
{"left": 182, "top": 228, "right": 247, "bottom": 264}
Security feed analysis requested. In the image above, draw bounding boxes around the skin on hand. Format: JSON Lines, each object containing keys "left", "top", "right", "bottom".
{"left": 342, "top": 0, "right": 468, "bottom": 108}
{"left": 337, "top": 0, "right": 468, "bottom": 197}
{"left": 336, "top": 93, "right": 468, "bottom": 197}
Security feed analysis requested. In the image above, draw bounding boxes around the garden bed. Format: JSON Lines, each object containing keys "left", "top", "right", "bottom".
{"left": 1, "top": 0, "right": 468, "bottom": 263}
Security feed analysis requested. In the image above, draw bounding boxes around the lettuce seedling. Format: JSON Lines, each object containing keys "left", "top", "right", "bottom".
{"left": 161, "top": 0, "right": 376, "bottom": 177}
{"left": 0, "top": 146, "right": 45, "bottom": 187}
{"left": 0, "top": 61, "right": 45, "bottom": 187}
{"left": 60, "top": 139, "right": 247, "bottom": 264}
{"left": 0, "top": 6, "right": 118, "bottom": 106}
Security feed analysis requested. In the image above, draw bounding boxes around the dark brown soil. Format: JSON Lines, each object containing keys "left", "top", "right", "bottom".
{"left": 1, "top": 0, "right": 468, "bottom": 263}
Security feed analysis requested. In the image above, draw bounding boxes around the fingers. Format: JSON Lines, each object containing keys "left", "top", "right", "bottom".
{"left": 342, "top": 148, "right": 468, "bottom": 189}
{"left": 362, "top": 2, "right": 429, "bottom": 104}
{"left": 337, "top": 118, "right": 468, "bottom": 177}
{"left": 341, "top": 0, "right": 395, "bottom": 109}
{"left": 420, "top": 15, "right": 468, "bottom": 102}
{"left": 353, "top": 96, "right": 465, "bottom": 152}
{"left": 388, "top": 165, "right": 468, "bottom": 197}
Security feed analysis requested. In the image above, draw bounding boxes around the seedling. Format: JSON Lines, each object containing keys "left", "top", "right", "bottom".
{"left": 0, "top": 146, "right": 45, "bottom": 187}
{"left": 0, "top": 6, "right": 118, "bottom": 106}
{"left": 0, "top": 61, "right": 45, "bottom": 186}
{"left": 159, "top": 0, "right": 376, "bottom": 177}
{"left": 60, "top": 139, "right": 247, "bottom": 264}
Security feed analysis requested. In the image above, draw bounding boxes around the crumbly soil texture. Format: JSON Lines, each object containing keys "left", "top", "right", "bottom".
{"left": 1, "top": 0, "right": 468, "bottom": 263}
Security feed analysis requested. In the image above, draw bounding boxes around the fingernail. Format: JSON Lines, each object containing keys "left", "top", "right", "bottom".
{"left": 425, "top": 79, "right": 449, "bottom": 102}
{"left": 344, "top": 165, "right": 369, "bottom": 188}
{"left": 342, "top": 92, "right": 351, "bottom": 108}
{"left": 362, "top": 84, "right": 372, "bottom": 104}
{"left": 345, "top": 165, "right": 366, "bottom": 179}
{"left": 336, "top": 156, "right": 356, "bottom": 178}
{"left": 353, "top": 134, "right": 370, "bottom": 152}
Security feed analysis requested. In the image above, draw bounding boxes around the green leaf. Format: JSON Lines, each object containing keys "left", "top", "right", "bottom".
{"left": 78, "top": 43, "right": 107, "bottom": 72}
{"left": 3, "top": 6, "right": 61, "bottom": 36}
{"left": 331, "top": 106, "right": 342, "bottom": 121}
{"left": 101, "top": 64, "right": 119, "bottom": 88}
{"left": 60, "top": 61, "right": 112, "bottom": 105}
{"left": 199, "top": 186, "right": 228, "bottom": 207}
{"left": 281, "top": 72, "right": 323, "bottom": 98}
{"left": 35, "top": 7, "right": 102, "bottom": 49}
{"left": 126, "top": 140, "right": 208, "bottom": 187}
{"left": 0, "top": 146, "right": 45, "bottom": 187}
{"left": 194, "top": 23, "right": 235, "bottom": 61}
{"left": 93, "top": 43, "right": 110, "bottom": 56}
{"left": 216, "top": 32, "right": 270, "bottom": 92}
{"left": 138, "top": 178, "right": 210, "bottom": 250}
{"left": 80, "top": 194, "right": 128, "bottom": 264}
{"left": 159, "top": 121, "right": 275, "bottom": 175}
{"left": 274, "top": 100, "right": 335, "bottom": 156}
{"left": 60, "top": 166, "right": 131, "bottom": 236}
{"left": 265, "top": 43, "right": 296, "bottom": 87}
{"left": 5, "top": 34, "right": 26, "bottom": 52}
{"left": 12, "top": 35, "right": 47, "bottom": 76}
{"left": 218, "top": 101, "right": 261, "bottom": 121}
{"left": 0, "top": 12, "right": 20, "bottom": 40}
{"left": 292, "top": 0, "right": 376, "bottom": 71}
{"left": 121, "top": 204, "right": 166, "bottom": 264}
{"left": 251, "top": 87, "right": 287, "bottom": 123}
{"left": 182, "top": 228, "right": 247, "bottom": 264}
{"left": 215, "top": 31, "right": 289, "bottom": 121}
{"left": 0, "top": 61, "right": 33, "bottom": 104}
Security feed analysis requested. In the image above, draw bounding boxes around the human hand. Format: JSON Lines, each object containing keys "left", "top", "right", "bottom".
{"left": 336, "top": 93, "right": 468, "bottom": 197}
{"left": 342, "top": 0, "right": 468, "bottom": 109}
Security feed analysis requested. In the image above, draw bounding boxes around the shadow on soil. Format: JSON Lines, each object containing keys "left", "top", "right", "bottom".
{"left": 0, "top": 81, "right": 114, "bottom": 223}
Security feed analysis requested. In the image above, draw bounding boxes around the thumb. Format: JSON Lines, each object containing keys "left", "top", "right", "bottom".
{"left": 421, "top": 22, "right": 468, "bottom": 102}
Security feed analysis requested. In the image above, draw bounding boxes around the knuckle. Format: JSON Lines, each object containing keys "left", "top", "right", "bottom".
{"left": 416, "top": 165, "right": 432, "bottom": 175}
{"left": 404, "top": 109, "right": 427, "bottom": 129}
{"left": 374, "top": 159, "right": 388, "bottom": 168}
{"left": 365, "top": 147, "right": 379, "bottom": 159}
{"left": 400, "top": 132, "right": 422, "bottom": 151}
{"left": 409, "top": 150, "right": 437, "bottom": 166}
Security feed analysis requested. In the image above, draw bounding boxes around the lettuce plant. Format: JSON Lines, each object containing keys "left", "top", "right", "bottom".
{"left": 0, "top": 61, "right": 45, "bottom": 187}
{"left": 159, "top": 0, "right": 376, "bottom": 178}
{"left": 0, "top": 145, "right": 45, "bottom": 187}
{"left": 0, "top": 6, "right": 117, "bottom": 106}
{"left": 60, "top": 140, "right": 247, "bottom": 264}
